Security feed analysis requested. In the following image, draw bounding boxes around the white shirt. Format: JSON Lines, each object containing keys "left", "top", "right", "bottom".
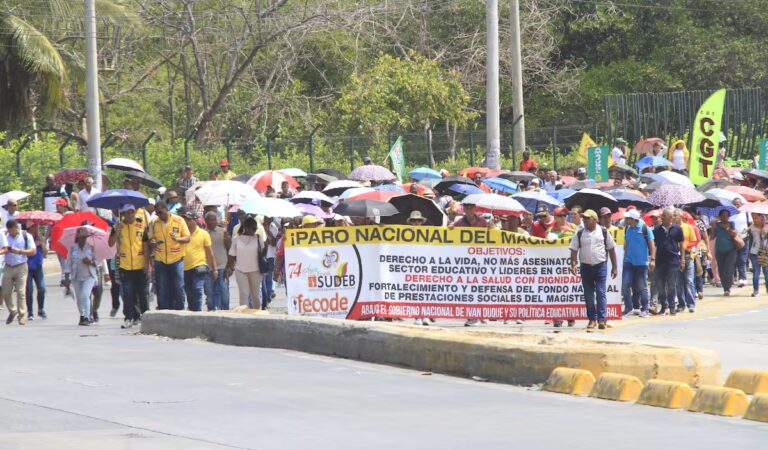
{"left": 731, "top": 211, "right": 750, "bottom": 238}
{"left": 0, "top": 232, "right": 6, "bottom": 268}
{"left": 611, "top": 146, "right": 626, "bottom": 165}
{"left": 569, "top": 225, "right": 616, "bottom": 265}
{"left": 0, "top": 209, "right": 16, "bottom": 229}
{"left": 4, "top": 230, "right": 35, "bottom": 266}
{"left": 77, "top": 187, "right": 101, "bottom": 213}
{"left": 229, "top": 234, "right": 264, "bottom": 273}
{"left": 672, "top": 149, "right": 686, "bottom": 171}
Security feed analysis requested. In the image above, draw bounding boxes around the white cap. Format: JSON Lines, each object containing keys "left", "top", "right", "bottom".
{"left": 530, "top": 178, "right": 540, "bottom": 185}
{"left": 732, "top": 172, "right": 744, "bottom": 181}
{"left": 158, "top": 187, "right": 167, "bottom": 195}
{"left": 625, "top": 209, "right": 641, "bottom": 221}
{"left": 148, "top": 198, "right": 156, "bottom": 205}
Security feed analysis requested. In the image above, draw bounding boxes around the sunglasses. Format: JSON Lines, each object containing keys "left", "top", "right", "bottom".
{"left": 556, "top": 214, "right": 567, "bottom": 218}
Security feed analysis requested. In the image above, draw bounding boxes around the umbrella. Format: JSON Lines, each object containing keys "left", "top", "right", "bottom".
{"left": 605, "top": 190, "right": 652, "bottom": 210}
{"left": 706, "top": 188, "right": 747, "bottom": 206}
{"left": 104, "top": 157, "right": 144, "bottom": 173}
{"left": 408, "top": 167, "right": 442, "bottom": 181}
{"left": 232, "top": 173, "right": 253, "bottom": 183}
{"left": 418, "top": 178, "right": 441, "bottom": 189}
{"left": 294, "top": 203, "right": 334, "bottom": 219}
{"left": 123, "top": 170, "right": 162, "bottom": 189}
{"left": 307, "top": 173, "right": 338, "bottom": 185}
{"left": 458, "top": 167, "right": 490, "bottom": 179}
{"left": 433, "top": 176, "right": 475, "bottom": 194}
{"left": 742, "top": 168, "right": 768, "bottom": 181}
{"left": 333, "top": 200, "right": 398, "bottom": 217}
{"left": 698, "top": 205, "right": 740, "bottom": 218}
{"left": 640, "top": 181, "right": 668, "bottom": 193}
{"left": 687, "top": 193, "right": 725, "bottom": 209}
{"left": 240, "top": 197, "right": 301, "bottom": 218}
{"left": 247, "top": 170, "right": 300, "bottom": 193}
{"left": 59, "top": 225, "right": 116, "bottom": 261}
{"left": 348, "top": 164, "right": 396, "bottom": 182}
{"left": 642, "top": 209, "right": 696, "bottom": 227}
{"left": 564, "top": 189, "right": 618, "bottom": 212}
{"left": 549, "top": 188, "right": 576, "bottom": 202}
{"left": 86, "top": 189, "right": 149, "bottom": 210}
{"left": 512, "top": 191, "right": 560, "bottom": 213}
{"left": 569, "top": 180, "right": 598, "bottom": 191}
{"left": 633, "top": 137, "right": 666, "bottom": 156}
{"left": 315, "top": 168, "right": 346, "bottom": 180}
{"left": 15, "top": 211, "right": 63, "bottom": 226}
{"left": 0, "top": 190, "right": 30, "bottom": 206}
{"left": 635, "top": 156, "right": 674, "bottom": 170}
{"left": 697, "top": 178, "right": 735, "bottom": 192}
{"left": 194, "top": 181, "right": 260, "bottom": 206}
{"left": 290, "top": 191, "right": 336, "bottom": 207}
{"left": 323, "top": 180, "right": 363, "bottom": 197}
{"left": 482, "top": 177, "right": 518, "bottom": 194}
{"left": 739, "top": 201, "right": 768, "bottom": 215}
{"left": 338, "top": 187, "right": 375, "bottom": 201}
{"left": 655, "top": 170, "right": 694, "bottom": 188}
{"left": 609, "top": 163, "right": 638, "bottom": 176}
{"left": 725, "top": 185, "right": 765, "bottom": 202}
{"left": 447, "top": 184, "right": 484, "bottom": 196}
{"left": 346, "top": 190, "right": 402, "bottom": 202}
{"left": 485, "top": 169, "right": 510, "bottom": 178}
{"left": 400, "top": 183, "right": 434, "bottom": 197}
{"left": 382, "top": 194, "right": 447, "bottom": 226}
{"left": 373, "top": 184, "right": 407, "bottom": 193}
{"left": 498, "top": 171, "right": 537, "bottom": 182}
{"left": 279, "top": 168, "right": 307, "bottom": 178}
{"left": 462, "top": 194, "right": 526, "bottom": 216}
{"left": 54, "top": 168, "right": 89, "bottom": 185}
{"left": 647, "top": 184, "right": 705, "bottom": 207}
{"left": 50, "top": 211, "right": 109, "bottom": 258}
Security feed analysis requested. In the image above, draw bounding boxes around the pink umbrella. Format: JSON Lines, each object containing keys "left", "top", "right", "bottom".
{"left": 15, "top": 210, "right": 63, "bottom": 226}
{"left": 725, "top": 185, "right": 765, "bottom": 202}
{"left": 294, "top": 203, "right": 334, "bottom": 219}
{"left": 59, "top": 225, "right": 116, "bottom": 261}
{"left": 633, "top": 137, "right": 666, "bottom": 156}
{"left": 739, "top": 201, "right": 768, "bottom": 215}
{"left": 246, "top": 171, "right": 300, "bottom": 193}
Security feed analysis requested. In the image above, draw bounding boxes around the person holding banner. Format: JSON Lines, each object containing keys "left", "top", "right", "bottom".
{"left": 569, "top": 209, "right": 618, "bottom": 331}
{"left": 452, "top": 201, "right": 489, "bottom": 326}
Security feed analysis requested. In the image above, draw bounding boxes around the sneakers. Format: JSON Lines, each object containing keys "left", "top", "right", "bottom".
{"left": 752, "top": 290, "right": 759, "bottom": 297}
{"left": 121, "top": 319, "right": 133, "bottom": 329}
{"left": 697, "top": 292, "right": 704, "bottom": 300}
{"left": 639, "top": 311, "right": 650, "bottom": 318}
{"left": 109, "top": 308, "right": 118, "bottom": 318}
{"left": 567, "top": 320, "right": 575, "bottom": 327}
{"left": 132, "top": 318, "right": 141, "bottom": 326}
{"left": 631, "top": 309, "right": 640, "bottom": 316}
{"left": 622, "top": 308, "right": 633, "bottom": 317}
{"left": 413, "top": 318, "right": 428, "bottom": 326}
{"left": 724, "top": 290, "right": 731, "bottom": 296}
{"left": 597, "top": 321, "right": 607, "bottom": 330}
{"left": 553, "top": 320, "right": 563, "bottom": 327}
{"left": 688, "top": 307, "right": 695, "bottom": 313}
{"left": 27, "top": 314, "right": 33, "bottom": 321}
{"left": 18, "top": 315, "right": 27, "bottom": 325}
{"left": 6, "top": 312, "right": 16, "bottom": 324}
{"left": 78, "top": 316, "right": 91, "bottom": 326}
{"left": 516, "top": 320, "right": 524, "bottom": 324}
{"left": 464, "top": 319, "right": 479, "bottom": 327}
{"left": 738, "top": 279, "right": 746, "bottom": 288}
{"left": 586, "top": 320, "right": 596, "bottom": 330}
{"left": 39, "top": 310, "right": 47, "bottom": 319}
{"left": 675, "top": 305, "right": 685, "bottom": 314}
{"left": 91, "top": 311, "right": 99, "bottom": 323}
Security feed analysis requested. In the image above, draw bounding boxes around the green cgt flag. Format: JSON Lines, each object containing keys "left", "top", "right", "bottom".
{"left": 387, "top": 136, "right": 405, "bottom": 183}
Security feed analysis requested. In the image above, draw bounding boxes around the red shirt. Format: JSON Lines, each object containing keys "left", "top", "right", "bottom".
{"left": 531, "top": 218, "right": 554, "bottom": 238}
{"left": 519, "top": 159, "right": 537, "bottom": 172}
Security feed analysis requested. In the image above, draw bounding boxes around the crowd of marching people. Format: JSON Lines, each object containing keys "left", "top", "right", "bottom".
{"left": 0, "top": 136, "right": 766, "bottom": 332}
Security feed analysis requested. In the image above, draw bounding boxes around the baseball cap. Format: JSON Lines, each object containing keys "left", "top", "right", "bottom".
{"left": 554, "top": 207, "right": 569, "bottom": 216}
{"left": 55, "top": 198, "right": 68, "bottom": 206}
{"left": 362, "top": 156, "right": 372, "bottom": 164}
{"left": 148, "top": 198, "right": 156, "bottom": 206}
{"left": 582, "top": 209, "right": 598, "bottom": 220}
{"left": 219, "top": 159, "right": 229, "bottom": 167}
{"left": 625, "top": 209, "right": 641, "bottom": 221}
{"left": 599, "top": 207, "right": 612, "bottom": 216}
{"left": 535, "top": 204, "right": 550, "bottom": 216}
{"left": 120, "top": 204, "right": 136, "bottom": 213}
{"left": 576, "top": 167, "right": 586, "bottom": 175}
{"left": 301, "top": 215, "right": 323, "bottom": 227}
{"left": 615, "top": 137, "right": 628, "bottom": 144}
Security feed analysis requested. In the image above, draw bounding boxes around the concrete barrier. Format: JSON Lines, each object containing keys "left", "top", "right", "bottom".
{"left": 590, "top": 373, "right": 643, "bottom": 402}
{"left": 744, "top": 393, "right": 768, "bottom": 423}
{"left": 141, "top": 311, "right": 722, "bottom": 387}
{"left": 724, "top": 369, "right": 768, "bottom": 395}
{"left": 543, "top": 368, "right": 595, "bottom": 396}
{"left": 688, "top": 386, "right": 749, "bottom": 417}
{"left": 637, "top": 380, "right": 695, "bottom": 409}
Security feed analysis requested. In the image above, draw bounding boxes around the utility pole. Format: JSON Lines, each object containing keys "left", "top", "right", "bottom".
{"left": 510, "top": 0, "right": 526, "bottom": 154}
{"left": 84, "top": 0, "right": 102, "bottom": 189}
{"left": 485, "top": 0, "right": 501, "bottom": 169}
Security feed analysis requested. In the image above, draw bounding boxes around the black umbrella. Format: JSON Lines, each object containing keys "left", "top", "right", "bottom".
{"left": 686, "top": 193, "right": 723, "bottom": 209}
{"left": 569, "top": 180, "right": 598, "bottom": 191}
{"left": 307, "top": 173, "right": 338, "bottom": 184}
{"left": 564, "top": 189, "right": 619, "bottom": 212}
{"left": 232, "top": 173, "right": 253, "bottom": 183}
{"left": 696, "top": 178, "right": 735, "bottom": 192}
{"left": 315, "top": 168, "right": 346, "bottom": 180}
{"left": 334, "top": 200, "right": 398, "bottom": 217}
{"left": 381, "top": 194, "right": 447, "bottom": 226}
{"left": 742, "top": 168, "right": 768, "bottom": 181}
{"left": 433, "top": 176, "right": 475, "bottom": 194}
{"left": 640, "top": 181, "right": 669, "bottom": 193}
{"left": 498, "top": 171, "right": 536, "bottom": 182}
{"left": 124, "top": 170, "right": 162, "bottom": 189}
{"left": 609, "top": 163, "right": 638, "bottom": 177}
{"left": 604, "top": 190, "right": 652, "bottom": 210}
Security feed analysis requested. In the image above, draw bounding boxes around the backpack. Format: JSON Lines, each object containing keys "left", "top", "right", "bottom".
{"left": 577, "top": 226, "right": 609, "bottom": 258}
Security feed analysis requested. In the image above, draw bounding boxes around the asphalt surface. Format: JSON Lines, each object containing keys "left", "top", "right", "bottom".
{"left": 1, "top": 269, "right": 767, "bottom": 449}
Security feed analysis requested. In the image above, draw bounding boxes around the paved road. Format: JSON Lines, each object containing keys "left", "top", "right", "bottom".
{"left": 1, "top": 272, "right": 767, "bottom": 449}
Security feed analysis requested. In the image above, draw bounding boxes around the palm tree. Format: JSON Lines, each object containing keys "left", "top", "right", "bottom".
{"left": 0, "top": 1, "right": 135, "bottom": 136}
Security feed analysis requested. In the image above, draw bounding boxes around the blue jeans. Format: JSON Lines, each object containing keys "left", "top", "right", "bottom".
{"left": 737, "top": 246, "right": 748, "bottom": 281}
{"left": 205, "top": 269, "right": 230, "bottom": 311}
{"left": 655, "top": 265, "right": 679, "bottom": 310}
{"left": 25, "top": 265, "right": 46, "bottom": 314}
{"left": 750, "top": 254, "right": 768, "bottom": 291}
{"left": 184, "top": 269, "right": 207, "bottom": 312}
{"left": 580, "top": 262, "right": 607, "bottom": 321}
{"left": 621, "top": 262, "right": 649, "bottom": 313}
{"left": 676, "top": 258, "right": 696, "bottom": 309}
{"left": 155, "top": 260, "right": 186, "bottom": 310}
{"left": 72, "top": 277, "right": 96, "bottom": 318}
{"left": 120, "top": 269, "right": 147, "bottom": 321}
{"left": 261, "top": 257, "right": 275, "bottom": 308}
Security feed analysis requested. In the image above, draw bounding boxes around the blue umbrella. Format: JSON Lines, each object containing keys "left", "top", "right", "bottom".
{"left": 408, "top": 167, "right": 442, "bottom": 180}
{"left": 86, "top": 189, "right": 149, "bottom": 210}
{"left": 512, "top": 191, "right": 560, "bottom": 213}
{"left": 697, "top": 206, "right": 739, "bottom": 218}
{"left": 636, "top": 156, "right": 674, "bottom": 170}
{"left": 448, "top": 183, "right": 483, "bottom": 196}
{"left": 549, "top": 188, "right": 576, "bottom": 202}
{"left": 483, "top": 177, "right": 518, "bottom": 194}
{"left": 373, "top": 184, "right": 407, "bottom": 193}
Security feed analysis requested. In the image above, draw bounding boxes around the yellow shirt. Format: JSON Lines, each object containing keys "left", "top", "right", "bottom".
{"left": 116, "top": 220, "right": 147, "bottom": 270}
{"left": 221, "top": 170, "right": 237, "bottom": 181}
{"left": 150, "top": 214, "right": 190, "bottom": 264}
{"left": 184, "top": 227, "right": 211, "bottom": 271}
{"left": 680, "top": 222, "right": 697, "bottom": 258}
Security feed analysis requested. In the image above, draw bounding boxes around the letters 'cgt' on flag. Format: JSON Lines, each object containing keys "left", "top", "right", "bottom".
{"left": 689, "top": 89, "right": 726, "bottom": 186}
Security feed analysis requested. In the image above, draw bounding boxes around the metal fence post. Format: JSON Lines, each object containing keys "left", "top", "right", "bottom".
{"left": 553, "top": 126, "right": 558, "bottom": 171}
{"left": 308, "top": 125, "right": 321, "bottom": 173}
{"left": 266, "top": 126, "right": 280, "bottom": 170}
{"left": 15, "top": 137, "right": 31, "bottom": 177}
{"left": 58, "top": 135, "right": 73, "bottom": 168}
{"left": 184, "top": 128, "right": 198, "bottom": 166}
{"left": 141, "top": 131, "right": 156, "bottom": 173}
{"left": 469, "top": 129, "right": 475, "bottom": 166}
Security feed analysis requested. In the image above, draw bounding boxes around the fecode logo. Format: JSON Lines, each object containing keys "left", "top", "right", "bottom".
{"left": 293, "top": 293, "right": 349, "bottom": 313}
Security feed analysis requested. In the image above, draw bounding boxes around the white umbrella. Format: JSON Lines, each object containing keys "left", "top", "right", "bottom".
{"left": 740, "top": 201, "right": 768, "bottom": 215}
{"left": 290, "top": 191, "right": 336, "bottom": 206}
{"left": 279, "top": 168, "right": 308, "bottom": 178}
{"left": 707, "top": 188, "right": 747, "bottom": 206}
{"left": 195, "top": 181, "right": 260, "bottom": 206}
{"left": 184, "top": 181, "right": 210, "bottom": 205}
{"left": 655, "top": 170, "right": 694, "bottom": 188}
{"left": 462, "top": 194, "right": 526, "bottom": 216}
{"left": 104, "top": 157, "right": 145, "bottom": 173}
{"left": 0, "top": 190, "right": 30, "bottom": 206}
{"left": 240, "top": 197, "right": 301, "bottom": 217}
{"left": 323, "top": 180, "right": 363, "bottom": 197}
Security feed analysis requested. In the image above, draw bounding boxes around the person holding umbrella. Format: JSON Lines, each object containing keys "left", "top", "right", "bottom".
{"left": 63, "top": 227, "right": 100, "bottom": 326}
{"left": 108, "top": 204, "right": 150, "bottom": 328}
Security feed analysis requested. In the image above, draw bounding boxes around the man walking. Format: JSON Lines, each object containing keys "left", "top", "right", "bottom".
{"left": 204, "top": 211, "right": 230, "bottom": 311}
{"left": 42, "top": 174, "right": 63, "bottom": 213}
{"left": 569, "top": 210, "right": 618, "bottom": 331}
{"left": 3, "top": 220, "right": 36, "bottom": 325}
{"left": 653, "top": 207, "right": 686, "bottom": 315}
{"left": 108, "top": 204, "right": 150, "bottom": 329}
{"left": 621, "top": 209, "right": 655, "bottom": 317}
{"left": 76, "top": 177, "right": 100, "bottom": 213}
{"left": 675, "top": 209, "right": 698, "bottom": 313}
{"left": 180, "top": 209, "right": 215, "bottom": 312}
{"left": 150, "top": 201, "right": 190, "bottom": 310}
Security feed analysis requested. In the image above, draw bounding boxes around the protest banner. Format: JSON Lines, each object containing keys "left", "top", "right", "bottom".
{"left": 587, "top": 146, "right": 609, "bottom": 182}
{"left": 284, "top": 225, "right": 624, "bottom": 321}
{"left": 386, "top": 136, "right": 406, "bottom": 183}
{"left": 577, "top": 132, "right": 596, "bottom": 165}
{"left": 689, "top": 89, "right": 726, "bottom": 185}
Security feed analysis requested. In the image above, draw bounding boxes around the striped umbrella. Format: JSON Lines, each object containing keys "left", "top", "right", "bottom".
{"left": 246, "top": 170, "right": 300, "bottom": 193}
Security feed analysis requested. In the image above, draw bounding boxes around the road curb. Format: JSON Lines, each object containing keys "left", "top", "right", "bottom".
{"left": 637, "top": 379, "right": 695, "bottom": 409}
{"left": 745, "top": 393, "right": 768, "bottom": 423}
{"left": 688, "top": 386, "right": 749, "bottom": 417}
{"left": 590, "top": 373, "right": 643, "bottom": 402}
{"left": 725, "top": 369, "right": 768, "bottom": 395}
{"left": 141, "top": 311, "right": 722, "bottom": 387}
{"left": 543, "top": 368, "right": 595, "bottom": 395}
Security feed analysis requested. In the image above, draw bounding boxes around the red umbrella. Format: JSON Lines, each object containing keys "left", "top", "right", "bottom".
{"left": 642, "top": 209, "right": 695, "bottom": 227}
{"left": 484, "top": 169, "right": 510, "bottom": 178}
{"left": 15, "top": 211, "right": 63, "bottom": 226}
{"left": 346, "top": 190, "right": 402, "bottom": 202}
{"left": 459, "top": 167, "right": 490, "bottom": 178}
{"left": 50, "top": 212, "right": 109, "bottom": 258}
{"left": 633, "top": 138, "right": 666, "bottom": 156}
{"left": 725, "top": 185, "right": 766, "bottom": 202}
{"left": 54, "top": 168, "right": 89, "bottom": 185}
{"left": 246, "top": 170, "right": 299, "bottom": 193}
{"left": 399, "top": 183, "right": 435, "bottom": 197}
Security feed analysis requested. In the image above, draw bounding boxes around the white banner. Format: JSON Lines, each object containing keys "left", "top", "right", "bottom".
{"left": 284, "top": 225, "right": 624, "bottom": 321}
